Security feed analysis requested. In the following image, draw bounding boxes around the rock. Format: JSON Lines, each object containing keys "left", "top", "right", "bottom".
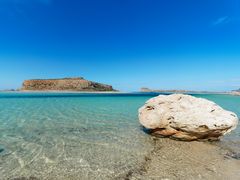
{"left": 139, "top": 94, "right": 238, "bottom": 141}
{"left": 21, "top": 77, "right": 115, "bottom": 92}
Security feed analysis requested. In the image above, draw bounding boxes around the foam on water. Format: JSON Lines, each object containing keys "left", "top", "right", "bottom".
{"left": 0, "top": 92, "right": 239, "bottom": 179}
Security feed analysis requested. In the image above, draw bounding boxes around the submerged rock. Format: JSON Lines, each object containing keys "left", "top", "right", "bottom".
{"left": 0, "top": 144, "right": 5, "bottom": 154}
{"left": 0, "top": 144, "right": 11, "bottom": 157}
{"left": 139, "top": 94, "right": 238, "bottom": 141}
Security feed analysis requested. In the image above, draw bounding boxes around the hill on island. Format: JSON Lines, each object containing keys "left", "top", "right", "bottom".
{"left": 21, "top": 77, "right": 115, "bottom": 92}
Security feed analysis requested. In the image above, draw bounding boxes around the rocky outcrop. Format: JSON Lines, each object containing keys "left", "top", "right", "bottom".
{"left": 21, "top": 77, "right": 115, "bottom": 91}
{"left": 139, "top": 94, "right": 238, "bottom": 141}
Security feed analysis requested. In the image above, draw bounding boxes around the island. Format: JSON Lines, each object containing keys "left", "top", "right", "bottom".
{"left": 231, "top": 89, "right": 240, "bottom": 96}
{"left": 140, "top": 87, "right": 188, "bottom": 93}
{"left": 140, "top": 87, "right": 227, "bottom": 94}
{"left": 21, "top": 77, "right": 115, "bottom": 92}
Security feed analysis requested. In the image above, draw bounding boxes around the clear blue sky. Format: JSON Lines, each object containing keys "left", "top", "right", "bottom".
{"left": 0, "top": 0, "right": 240, "bottom": 91}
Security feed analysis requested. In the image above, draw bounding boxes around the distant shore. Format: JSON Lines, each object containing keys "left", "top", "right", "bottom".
{"left": 1, "top": 90, "right": 240, "bottom": 96}
{"left": 0, "top": 90, "right": 238, "bottom": 95}
{"left": 231, "top": 91, "right": 240, "bottom": 96}
{"left": 140, "top": 88, "right": 240, "bottom": 96}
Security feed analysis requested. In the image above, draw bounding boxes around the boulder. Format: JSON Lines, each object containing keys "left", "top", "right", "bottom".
{"left": 139, "top": 94, "right": 238, "bottom": 141}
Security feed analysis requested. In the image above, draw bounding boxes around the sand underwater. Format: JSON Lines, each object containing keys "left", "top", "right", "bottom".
{"left": 0, "top": 92, "right": 240, "bottom": 180}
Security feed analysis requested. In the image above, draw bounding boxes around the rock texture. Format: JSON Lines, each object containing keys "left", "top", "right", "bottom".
{"left": 21, "top": 77, "right": 115, "bottom": 91}
{"left": 139, "top": 94, "right": 238, "bottom": 141}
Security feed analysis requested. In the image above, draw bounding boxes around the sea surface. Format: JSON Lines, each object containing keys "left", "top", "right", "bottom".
{"left": 0, "top": 92, "right": 239, "bottom": 179}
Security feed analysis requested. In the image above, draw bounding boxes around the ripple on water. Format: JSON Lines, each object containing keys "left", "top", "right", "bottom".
{"left": 0, "top": 94, "right": 155, "bottom": 179}
{"left": 0, "top": 93, "right": 239, "bottom": 179}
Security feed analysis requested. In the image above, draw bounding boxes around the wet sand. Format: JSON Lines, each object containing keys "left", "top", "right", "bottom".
{"left": 125, "top": 138, "right": 240, "bottom": 180}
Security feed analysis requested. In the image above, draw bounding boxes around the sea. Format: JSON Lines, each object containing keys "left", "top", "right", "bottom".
{"left": 0, "top": 92, "right": 239, "bottom": 179}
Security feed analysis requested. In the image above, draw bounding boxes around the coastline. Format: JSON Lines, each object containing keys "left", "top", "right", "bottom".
{"left": 0, "top": 90, "right": 234, "bottom": 95}
{"left": 0, "top": 90, "right": 124, "bottom": 94}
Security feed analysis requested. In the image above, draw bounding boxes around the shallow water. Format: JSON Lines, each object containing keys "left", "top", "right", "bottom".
{"left": 0, "top": 92, "right": 239, "bottom": 179}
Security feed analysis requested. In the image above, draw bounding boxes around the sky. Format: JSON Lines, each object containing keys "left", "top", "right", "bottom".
{"left": 0, "top": 0, "right": 240, "bottom": 91}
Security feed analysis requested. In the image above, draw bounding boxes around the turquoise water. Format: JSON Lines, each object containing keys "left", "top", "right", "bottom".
{"left": 0, "top": 92, "right": 239, "bottom": 179}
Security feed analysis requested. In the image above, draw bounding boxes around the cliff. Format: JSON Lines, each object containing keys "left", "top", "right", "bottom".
{"left": 21, "top": 77, "right": 115, "bottom": 92}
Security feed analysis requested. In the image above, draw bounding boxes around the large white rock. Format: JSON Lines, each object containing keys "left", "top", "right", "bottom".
{"left": 139, "top": 94, "right": 238, "bottom": 141}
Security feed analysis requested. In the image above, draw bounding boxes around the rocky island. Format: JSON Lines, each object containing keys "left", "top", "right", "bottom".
{"left": 21, "top": 77, "right": 115, "bottom": 92}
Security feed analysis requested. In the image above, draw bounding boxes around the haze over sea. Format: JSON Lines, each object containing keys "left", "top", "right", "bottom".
{"left": 0, "top": 92, "right": 239, "bottom": 179}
